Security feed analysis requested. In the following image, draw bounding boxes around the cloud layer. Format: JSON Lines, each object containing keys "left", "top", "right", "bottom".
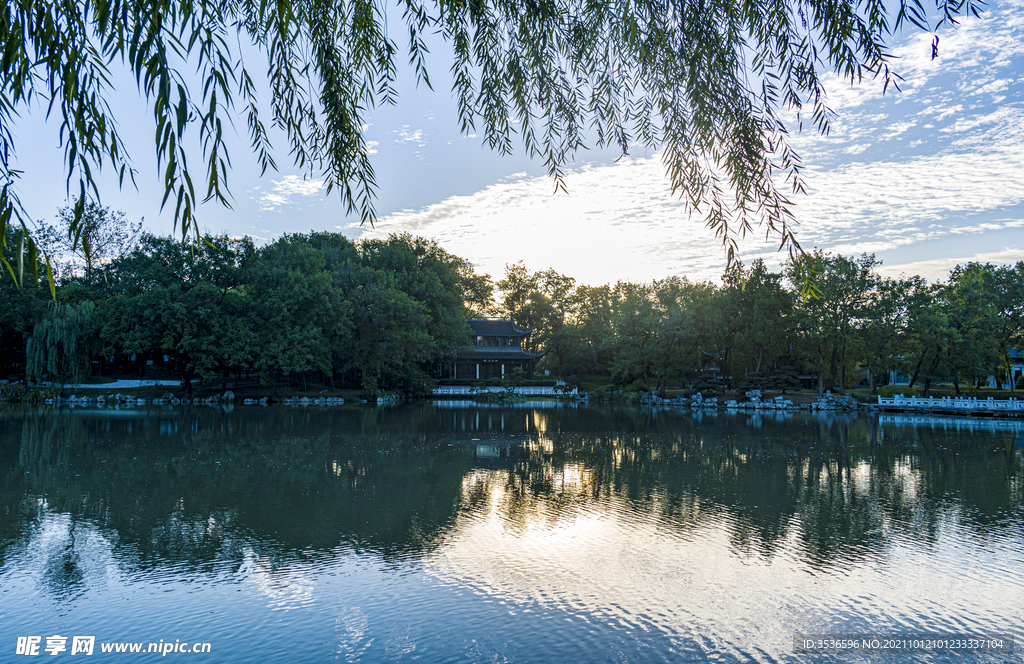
{"left": 357, "top": 0, "right": 1024, "bottom": 285}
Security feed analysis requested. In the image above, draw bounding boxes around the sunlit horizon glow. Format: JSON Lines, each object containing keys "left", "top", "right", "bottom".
{"left": 352, "top": 0, "right": 1024, "bottom": 285}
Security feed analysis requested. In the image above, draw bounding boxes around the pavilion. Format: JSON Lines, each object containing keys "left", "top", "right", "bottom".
{"left": 441, "top": 320, "right": 545, "bottom": 380}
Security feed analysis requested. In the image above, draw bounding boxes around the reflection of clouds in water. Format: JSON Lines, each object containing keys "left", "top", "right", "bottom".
{"left": 334, "top": 604, "right": 372, "bottom": 662}
{"left": 423, "top": 429, "right": 1024, "bottom": 660}
{"left": 5, "top": 514, "right": 119, "bottom": 611}
{"left": 241, "top": 547, "right": 316, "bottom": 611}
{"left": 430, "top": 472, "right": 807, "bottom": 660}
{"left": 41, "top": 519, "right": 86, "bottom": 602}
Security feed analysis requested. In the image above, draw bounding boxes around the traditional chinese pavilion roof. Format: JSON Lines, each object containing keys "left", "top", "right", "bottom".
{"left": 467, "top": 319, "right": 532, "bottom": 337}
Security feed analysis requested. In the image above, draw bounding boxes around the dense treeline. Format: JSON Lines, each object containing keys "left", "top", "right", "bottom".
{"left": 3, "top": 205, "right": 1024, "bottom": 397}
{"left": 498, "top": 253, "right": 1024, "bottom": 396}
{"left": 4, "top": 213, "right": 492, "bottom": 395}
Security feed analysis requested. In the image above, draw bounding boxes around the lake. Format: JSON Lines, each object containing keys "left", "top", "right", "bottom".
{"left": 1, "top": 403, "right": 1021, "bottom": 662}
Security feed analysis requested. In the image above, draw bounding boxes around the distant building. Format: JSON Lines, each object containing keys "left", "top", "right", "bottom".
{"left": 888, "top": 348, "right": 1024, "bottom": 389}
{"left": 440, "top": 320, "right": 545, "bottom": 380}
{"left": 1005, "top": 348, "right": 1024, "bottom": 387}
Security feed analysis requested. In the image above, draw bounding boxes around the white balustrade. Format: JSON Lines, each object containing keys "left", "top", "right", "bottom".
{"left": 878, "top": 395, "right": 1024, "bottom": 411}
{"left": 433, "top": 385, "right": 576, "bottom": 396}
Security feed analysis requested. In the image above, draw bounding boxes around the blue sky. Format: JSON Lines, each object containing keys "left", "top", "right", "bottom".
{"left": 12, "top": 0, "right": 1024, "bottom": 285}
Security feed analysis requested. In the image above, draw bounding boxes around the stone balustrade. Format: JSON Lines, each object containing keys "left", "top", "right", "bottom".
{"left": 432, "top": 385, "right": 576, "bottom": 396}
{"left": 878, "top": 394, "right": 1024, "bottom": 411}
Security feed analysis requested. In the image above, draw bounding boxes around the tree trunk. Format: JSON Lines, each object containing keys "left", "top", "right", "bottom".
{"left": 922, "top": 352, "right": 942, "bottom": 397}
{"left": 817, "top": 340, "right": 827, "bottom": 396}
{"left": 908, "top": 354, "right": 924, "bottom": 388}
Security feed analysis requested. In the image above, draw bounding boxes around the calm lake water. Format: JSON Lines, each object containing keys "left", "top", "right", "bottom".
{"left": 1, "top": 403, "right": 1022, "bottom": 662}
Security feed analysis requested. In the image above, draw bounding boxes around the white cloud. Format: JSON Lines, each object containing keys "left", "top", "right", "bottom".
{"left": 352, "top": 0, "right": 1024, "bottom": 285}
{"left": 359, "top": 100, "right": 1024, "bottom": 284}
{"left": 394, "top": 125, "right": 427, "bottom": 146}
{"left": 258, "top": 175, "right": 325, "bottom": 211}
{"left": 879, "top": 248, "right": 1024, "bottom": 282}
{"left": 971, "top": 78, "right": 1012, "bottom": 95}
{"left": 882, "top": 120, "right": 917, "bottom": 138}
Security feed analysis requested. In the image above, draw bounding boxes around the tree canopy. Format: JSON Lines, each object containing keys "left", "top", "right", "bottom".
{"left": 4, "top": 216, "right": 1024, "bottom": 396}
{"left": 0, "top": 0, "right": 983, "bottom": 283}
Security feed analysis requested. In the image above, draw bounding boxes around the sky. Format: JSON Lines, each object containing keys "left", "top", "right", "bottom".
{"left": 11, "top": 0, "right": 1024, "bottom": 286}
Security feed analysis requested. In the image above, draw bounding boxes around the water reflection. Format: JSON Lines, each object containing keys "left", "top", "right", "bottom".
{"left": 1, "top": 404, "right": 1022, "bottom": 662}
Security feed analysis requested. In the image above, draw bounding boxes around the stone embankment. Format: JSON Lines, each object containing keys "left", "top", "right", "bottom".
{"left": 636, "top": 389, "right": 872, "bottom": 412}
{"left": 2, "top": 389, "right": 406, "bottom": 407}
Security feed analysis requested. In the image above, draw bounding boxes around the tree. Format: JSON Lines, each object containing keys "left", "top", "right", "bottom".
{"left": 358, "top": 233, "right": 476, "bottom": 359}
{"left": 0, "top": 0, "right": 980, "bottom": 282}
{"left": 247, "top": 236, "right": 348, "bottom": 387}
{"left": 26, "top": 301, "right": 95, "bottom": 386}
{"left": 331, "top": 260, "right": 435, "bottom": 395}
{"left": 940, "top": 263, "right": 1007, "bottom": 394}
{"left": 720, "top": 259, "right": 794, "bottom": 381}
{"left": 0, "top": 226, "right": 48, "bottom": 374}
{"left": 858, "top": 275, "right": 924, "bottom": 396}
{"left": 497, "top": 262, "right": 576, "bottom": 353}
{"left": 34, "top": 200, "right": 143, "bottom": 282}
{"left": 95, "top": 235, "right": 257, "bottom": 392}
{"left": 788, "top": 252, "right": 877, "bottom": 394}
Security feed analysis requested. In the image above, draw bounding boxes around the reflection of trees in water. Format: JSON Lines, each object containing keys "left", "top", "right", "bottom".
{"left": 447, "top": 408, "right": 1023, "bottom": 570}
{"left": 1, "top": 407, "right": 477, "bottom": 572}
{"left": 40, "top": 519, "right": 87, "bottom": 602}
{"left": 1, "top": 405, "right": 1021, "bottom": 575}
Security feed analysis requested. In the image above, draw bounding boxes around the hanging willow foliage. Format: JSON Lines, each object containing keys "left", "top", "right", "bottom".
{"left": 0, "top": 0, "right": 983, "bottom": 284}
{"left": 26, "top": 301, "right": 95, "bottom": 386}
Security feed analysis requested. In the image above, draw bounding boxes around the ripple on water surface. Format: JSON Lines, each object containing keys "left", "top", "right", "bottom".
{"left": 0, "top": 406, "right": 1022, "bottom": 662}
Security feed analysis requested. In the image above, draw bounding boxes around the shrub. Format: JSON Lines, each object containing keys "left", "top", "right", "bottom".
{"left": 0, "top": 383, "right": 31, "bottom": 403}
{"left": 877, "top": 385, "right": 917, "bottom": 398}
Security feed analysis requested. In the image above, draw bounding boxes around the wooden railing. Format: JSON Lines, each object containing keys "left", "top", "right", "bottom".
{"left": 878, "top": 395, "right": 1024, "bottom": 411}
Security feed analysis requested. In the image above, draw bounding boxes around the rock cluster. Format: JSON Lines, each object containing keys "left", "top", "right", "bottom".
{"left": 724, "top": 390, "right": 795, "bottom": 410}
{"left": 811, "top": 390, "right": 860, "bottom": 411}
{"left": 281, "top": 396, "right": 348, "bottom": 406}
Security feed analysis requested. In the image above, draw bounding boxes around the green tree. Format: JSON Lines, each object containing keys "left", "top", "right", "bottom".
{"left": 26, "top": 301, "right": 95, "bottom": 386}
{"left": 939, "top": 263, "right": 1008, "bottom": 394}
{"left": 788, "top": 252, "right": 878, "bottom": 394}
{"left": 565, "top": 284, "right": 617, "bottom": 373}
{"left": 898, "top": 281, "right": 951, "bottom": 395}
{"left": 0, "top": 227, "right": 49, "bottom": 374}
{"left": 497, "top": 262, "right": 576, "bottom": 353}
{"left": 858, "top": 275, "right": 926, "bottom": 396}
{"left": 34, "top": 200, "right": 143, "bottom": 282}
{"left": 247, "top": 236, "right": 349, "bottom": 387}
{"left": 985, "top": 263, "right": 1024, "bottom": 391}
{"left": 1, "top": 0, "right": 977, "bottom": 280}
{"left": 358, "top": 234, "right": 475, "bottom": 359}
{"left": 721, "top": 259, "right": 794, "bottom": 384}
{"left": 332, "top": 260, "right": 435, "bottom": 394}
{"left": 96, "top": 235, "right": 257, "bottom": 392}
